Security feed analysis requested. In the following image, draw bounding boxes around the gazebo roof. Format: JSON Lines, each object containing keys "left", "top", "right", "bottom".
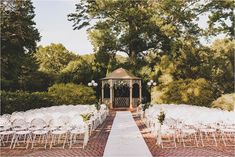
{"left": 102, "top": 68, "right": 140, "bottom": 80}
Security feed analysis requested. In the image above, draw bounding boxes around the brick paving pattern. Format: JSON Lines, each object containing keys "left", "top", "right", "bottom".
{"left": 0, "top": 112, "right": 116, "bottom": 157}
{"left": 134, "top": 114, "right": 235, "bottom": 157}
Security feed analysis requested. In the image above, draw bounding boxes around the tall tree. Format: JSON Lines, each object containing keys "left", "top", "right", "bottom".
{"left": 58, "top": 57, "right": 93, "bottom": 84}
{"left": 34, "top": 43, "right": 78, "bottom": 75}
{"left": 1, "top": 0, "right": 40, "bottom": 90}
{"left": 203, "top": 0, "right": 234, "bottom": 38}
{"left": 68, "top": 0, "right": 203, "bottom": 66}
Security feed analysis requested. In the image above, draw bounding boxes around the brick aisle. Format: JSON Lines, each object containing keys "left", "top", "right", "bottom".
{"left": 0, "top": 112, "right": 116, "bottom": 157}
{"left": 134, "top": 115, "right": 235, "bottom": 157}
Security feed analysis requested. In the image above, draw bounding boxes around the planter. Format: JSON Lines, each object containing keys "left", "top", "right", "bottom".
{"left": 156, "top": 123, "right": 162, "bottom": 146}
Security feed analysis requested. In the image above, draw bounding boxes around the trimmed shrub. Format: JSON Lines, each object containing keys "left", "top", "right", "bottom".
{"left": 48, "top": 83, "right": 96, "bottom": 104}
{"left": 211, "top": 93, "right": 235, "bottom": 111}
{"left": 152, "top": 78, "right": 219, "bottom": 107}
{"left": 1, "top": 91, "right": 56, "bottom": 114}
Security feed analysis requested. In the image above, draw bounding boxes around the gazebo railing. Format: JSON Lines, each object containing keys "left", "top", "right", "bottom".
{"left": 102, "top": 98, "right": 140, "bottom": 108}
{"left": 114, "top": 97, "right": 130, "bottom": 108}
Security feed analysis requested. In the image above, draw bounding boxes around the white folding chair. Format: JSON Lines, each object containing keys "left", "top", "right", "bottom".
{"left": 160, "top": 125, "right": 177, "bottom": 148}
{"left": 221, "top": 128, "right": 235, "bottom": 146}
{"left": 181, "top": 128, "right": 199, "bottom": 147}
{"left": 0, "top": 117, "right": 14, "bottom": 148}
{"left": 200, "top": 127, "right": 217, "bottom": 147}
{"left": 11, "top": 119, "right": 32, "bottom": 149}
{"left": 68, "top": 115, "right": 89, "bottom": 149}
{"left": 49, "top": 116, "right": 69, "bottom": 149}
{"left": 30, "top": 118, "right": 49, "bottom": 149}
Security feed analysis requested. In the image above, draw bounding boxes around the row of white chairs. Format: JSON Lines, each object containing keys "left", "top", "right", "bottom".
{"left": 0, "top": 117, "right": 87, "bottom": 149}
{"left": 138, "top": 104, "right": 235, "bottom": 148}
{"left": 5, "top": 104, "right": 107, "bottom": 123}
{"left": 0, "top": 105, "right": 109, "bottom": 149}
{"left": 148, "top": 118, "right": 235, "bottom": 148}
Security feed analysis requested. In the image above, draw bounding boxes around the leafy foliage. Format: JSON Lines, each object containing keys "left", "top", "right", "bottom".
{"left": 203, "top": 0, "right": 234, "bottom": 37}
{"left": 157, "top": 110, "right": 165, "bottom": 125}
{"left": 80, "top": 113, "right": 93, "bottom": 122}
{"left": 34, "top": 43, "right": 78, "bottom": 75}
{"left": 211, "top": 93, "right": 235, "bottom": 111}
{"left": 95, "top": 103, "right": 101, "bottom": 111}
{"left": 174, "top": 39, "right": 234, "bottom": 94}
{"left": 48, "top": 83, "right": 97, "bottom": 104}
{"left": 1, "top": 83, "right": 97, "bottom": 114}
{"left": 1, "top": 91, "right": 56, "bottom": 114}
{"left": 68, "top": 0, "right": 203, "bottom": 66}
{"left": 1, "top": 0, "right": 40, "bottom": 90}
{"left": 58, "top": 57, "right": 93, "bottom": 84}
{"left": 142, "top": 103, "right": 151, "bottom": 112}
{"left": 152, "top": 78, "right": 219, "bottom": 107}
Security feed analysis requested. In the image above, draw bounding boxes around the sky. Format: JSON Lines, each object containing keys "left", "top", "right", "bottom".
{"left": 32, "top": 0, "right": 93, "bottom": 55}
{"left": 32, "top": 0, "right": 219, "bottom": 55}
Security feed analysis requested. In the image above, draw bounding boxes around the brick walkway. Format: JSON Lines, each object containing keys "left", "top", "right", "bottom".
{"left": 133, "top": 114, "right": 235, "bottom": 157}
{"left": 0, "top": 112, "right": 116, "bottom": 157}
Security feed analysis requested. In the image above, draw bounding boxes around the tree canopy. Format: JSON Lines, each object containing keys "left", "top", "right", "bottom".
{"left": 34, "top": 43, "right": 78, "bottom": 75}
{"left": 1, "top": 0, "right": 234, "bottom": 109}
{"left": 1, "top": 0, "right": 40, "bottom": 90}
{"left": 68, "top": 0, "right": 234, "bottom": 66}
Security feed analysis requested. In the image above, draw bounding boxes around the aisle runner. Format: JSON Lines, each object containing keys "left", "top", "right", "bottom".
{"left": 103, "top": 111, "right": 152, "bottom": 157}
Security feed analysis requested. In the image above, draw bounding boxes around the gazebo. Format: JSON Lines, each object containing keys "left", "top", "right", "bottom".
{"left": 101, "top": 68, "right": 142, "bottom": 109}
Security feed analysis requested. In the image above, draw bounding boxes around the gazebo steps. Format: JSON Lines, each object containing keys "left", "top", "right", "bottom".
{"left": 111, "top": 108, "right": 136, "bottom": 112}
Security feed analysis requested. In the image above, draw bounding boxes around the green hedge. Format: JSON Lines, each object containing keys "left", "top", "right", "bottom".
{"left": 1, "top": 91, "right": 56, "bottom": 114}
{"left": 1, "top": 83, "right": 97, "bottom": 114}
{"left": 211, "top": 93, "right": 235, "bottom": 111}
{"left": 48, "top": 83, "right": 97, "bottom": 105}
{"left": 152, "top": 78, "right": 219, "bottom": 107}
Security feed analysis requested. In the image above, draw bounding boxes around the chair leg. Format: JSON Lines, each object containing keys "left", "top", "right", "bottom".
{"left": 6, "top": 134, "right": 10, "bottom": 143}
{"left": 0, "top": 135, "right": 5, "bottom": 147}
{"left": 63, "top": 133, "right": 67, "bottom": 149}
{"left": 58, "top": 134, "right": 61, "bottom": 144}
{"left": 23, "top": 134, "right": 26, "bottom": 143}
{"left": 31, "top": 134, "right": 36, "bottom": 149}
{"left": 10, "top": 134, "right": 15, "bottom": 149}
{"left": 69, "top": 134, "right": 73, "bottom": 149}
{"left": 26, "top": 134, "right": 29, "bottom": 149}
{"left": 182, "top": 134, "right": 186, "bottom": 147}
{"left": 173, "top": 134, "right": 177, "bottom": 148}
{"left": 200, "top": 132, "right": 204, "bottom": 147}
{"left": 13, "top": 134, "right": 18, "bottom": 149}
{"left": 50, "top": 134, "right": 54, "bottom": 149}
{"left": 44, "top": 134, "right": 48, "bottom": 149}
{"left": 212, "top": 133, "right": 217, "bottom": 147}
{"left": 194, "top": 133, "right": 198, "bottom": 147}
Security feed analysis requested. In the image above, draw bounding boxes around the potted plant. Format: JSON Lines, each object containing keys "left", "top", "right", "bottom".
{"left": 158, "top": 110, "right": 165, "bottom": 125}
{"left": 80, "top": 112, "right": 93, "bottom": 123}
{"left": 141, "top": 103, "right": 151, "bottom": 118}
{"left": 156, "top": 109, "right": 165, "bottom": 146}
{"left": 95, "top": 103, "right": 101, "bottom": 112}
{"left": 95, "top": 102, "right": 103, "bottom": 123}
{"left": 80, "top": 112, "right": 93, "bottom": 148}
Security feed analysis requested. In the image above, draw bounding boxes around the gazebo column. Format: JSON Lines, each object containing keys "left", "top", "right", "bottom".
{"left": 101, "top": 87, "right": 104, "bottom": 103}
{"left": 101, "top": 81, "right": 104, "bottom": 103}
{"left": 139, "top": 84, "right": 142, "bottom": 105}
{"left": 110, "top": 80, "right": 113, "bottom": 109}
{"left": 129, "top": 80, "right": 133, "bottom": 109}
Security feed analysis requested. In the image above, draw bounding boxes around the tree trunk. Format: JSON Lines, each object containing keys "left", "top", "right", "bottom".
{"left": 128, "top": 18, "right": 138, "bottom": 66}
{"left": 130, "top": 50, "right": 137, "bottom": 65}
